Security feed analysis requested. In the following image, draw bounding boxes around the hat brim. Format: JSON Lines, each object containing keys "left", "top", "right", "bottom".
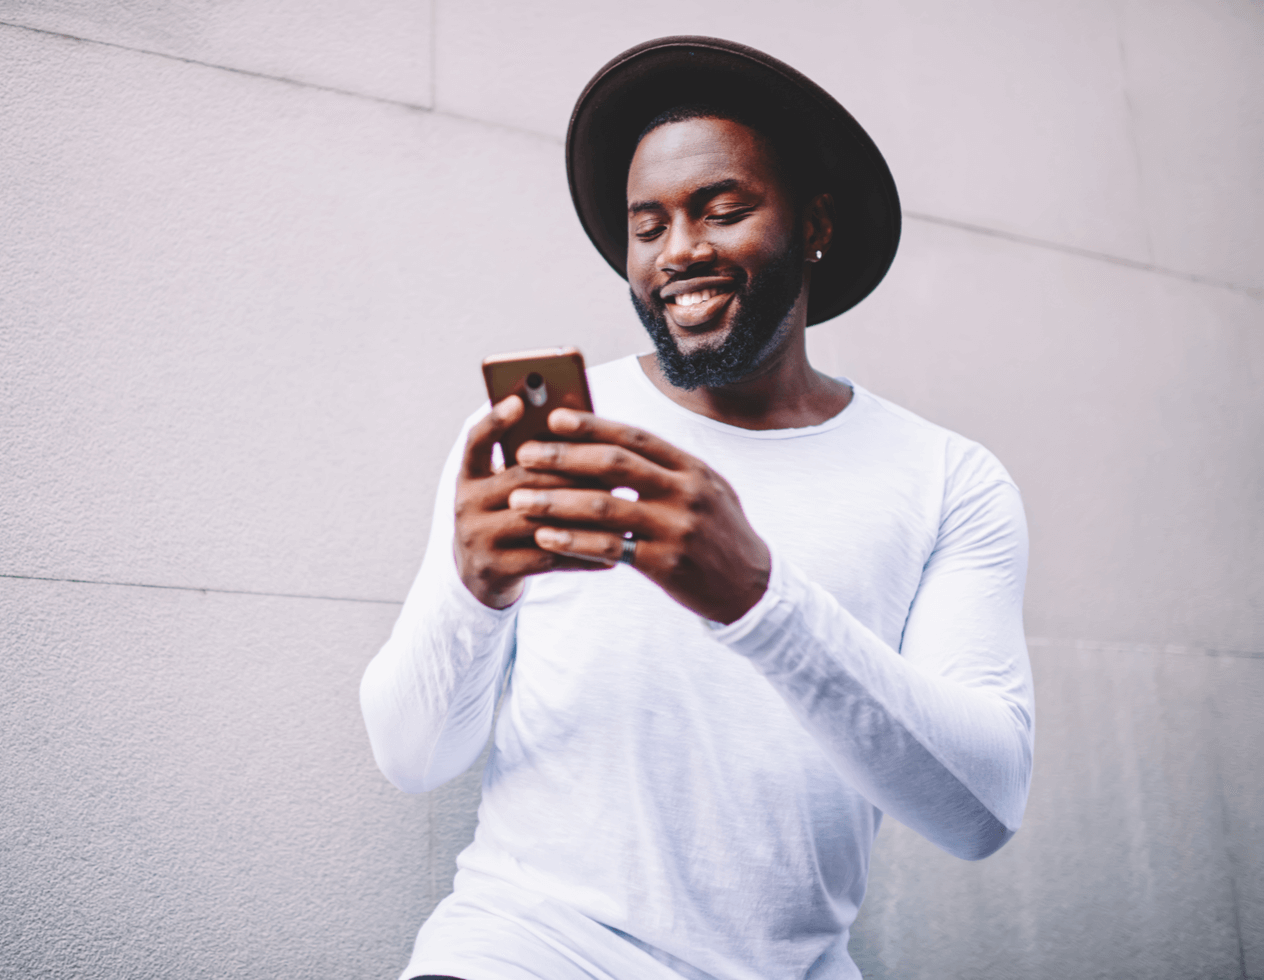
{"left": 566, "top": 36, "right": 901, "bottom": 326}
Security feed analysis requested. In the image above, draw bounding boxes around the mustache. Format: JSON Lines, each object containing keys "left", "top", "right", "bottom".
{"left": 650, "top": 268, "right": 749, "bottom": 306}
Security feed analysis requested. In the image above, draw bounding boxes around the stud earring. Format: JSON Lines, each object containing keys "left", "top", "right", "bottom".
{"left": 814, "top": 250, "right": 823, "bottom": 261}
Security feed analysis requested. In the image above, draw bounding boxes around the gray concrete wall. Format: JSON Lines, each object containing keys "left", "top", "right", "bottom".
{"left": 0, "top": 3, "right": 1259, "bottom": 978}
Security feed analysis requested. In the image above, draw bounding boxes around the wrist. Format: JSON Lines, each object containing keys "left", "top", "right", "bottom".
{"left": 471, "top": 579, "right": 524, "bottom": 610}
{"left": 710, "top": 540, "right": 771, "bottom": 625}
{"left": 453, "top": 543, "right": 524, "bottom": 610}
{"left": 703, "top": 542, "right": 785, "bottom": 640}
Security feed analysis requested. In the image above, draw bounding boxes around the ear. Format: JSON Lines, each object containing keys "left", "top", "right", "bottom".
{"left": 803, "top": 192, "right": 834, "bottom": 263}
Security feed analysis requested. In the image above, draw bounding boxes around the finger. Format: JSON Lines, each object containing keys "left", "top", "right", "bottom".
{"left": 514, "top": 440, "right": 674, "bottom": 496}
{"left": 458, "top": 522, "right": 614, "bottom": 590}
{"left": 479, "top": 469, "right": 598, "bottom": 511}
{"left": 479, "top": 504, "right": 620, "bottom": 551}
{"left": 547, "top": 410, "right": 691, "bottom": 470}
{"left": 459, "top": 471, "right": 605, "bottom": 537}
{"left": 506, "top": 487, "right": 649, "bottom": 534}
{"left": 462, "top": 396, "right": 523, "bottom": 479}
{"left": 533, "top": 526, "right": 627, "bottom": 566}
{"left": 493, "top": 543, "right": 615, "bottom": 575}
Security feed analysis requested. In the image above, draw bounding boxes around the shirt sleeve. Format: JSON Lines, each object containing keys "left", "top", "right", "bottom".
{"left": 359, "top": 415, "right": 519, "bottom": 794}
{"left": 708, "top": 473, "right": 1034, "bottom": 861}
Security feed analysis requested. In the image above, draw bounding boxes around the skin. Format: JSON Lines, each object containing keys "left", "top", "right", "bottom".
{"left": 455, "top": 116, "right": 852, "bottom": 623}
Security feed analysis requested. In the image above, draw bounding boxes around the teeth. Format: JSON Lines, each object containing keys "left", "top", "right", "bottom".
{"left": 675, "top": 288, "right": 718, "bottom": 307}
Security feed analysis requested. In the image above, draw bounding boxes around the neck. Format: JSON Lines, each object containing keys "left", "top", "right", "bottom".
{"left": 638, "top": 317, "right": 852, "bottom": 431}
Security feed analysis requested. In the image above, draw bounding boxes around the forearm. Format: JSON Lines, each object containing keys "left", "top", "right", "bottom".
{"left": 360, "top": 546, "right": 516, "bottom": 793}
{"left": 359, "top": 416, "right": 518, "bottom": 793}
{"left": 713, "top": 550, "right": 1033, "bottom": 860}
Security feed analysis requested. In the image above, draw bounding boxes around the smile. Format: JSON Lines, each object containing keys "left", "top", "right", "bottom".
{"left": 661, "top": 278, "right": 739, "bottom": 329}
{"left": 667, "top": 289, "right": 734, "bottom": 329}
{"left": 674, "top": 288, "right": 724, "bottom": 307}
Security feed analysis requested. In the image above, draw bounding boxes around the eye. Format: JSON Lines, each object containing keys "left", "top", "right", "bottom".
{"left": 633, "top": 222, "right": 665, "bottom": 242}
{"left": 708, "top": 206, "right": 753, "bottom": 225}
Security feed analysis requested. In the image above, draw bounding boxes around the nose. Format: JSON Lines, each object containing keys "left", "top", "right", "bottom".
{"left": 657, "top": 217, "right": 716, "bottom": 274}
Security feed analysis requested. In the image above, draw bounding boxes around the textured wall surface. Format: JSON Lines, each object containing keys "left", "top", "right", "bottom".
{"left": 1, "top": 2, "right": 1260, "bottom": 978}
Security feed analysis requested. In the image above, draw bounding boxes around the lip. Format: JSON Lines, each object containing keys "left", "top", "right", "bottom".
{"left": 659, "top": 276, "right": 740, "bottom": 302}
{"left": 659, "top": 276, "right": 741, "bottom": 331}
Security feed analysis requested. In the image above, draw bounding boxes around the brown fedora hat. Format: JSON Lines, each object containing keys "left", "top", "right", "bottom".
{"left": 566, "top": 36, "right": 901, "bottom": 325}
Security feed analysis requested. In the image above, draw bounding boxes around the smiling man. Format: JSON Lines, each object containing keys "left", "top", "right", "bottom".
{"left": 361, "top": 37, "right": 1034, "bottom": 980}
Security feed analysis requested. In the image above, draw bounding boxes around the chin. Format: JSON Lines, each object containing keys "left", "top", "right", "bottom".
{"left": 633, "top": 295, "right": 782, "bottom": 391}
{"left": 629, "top": 243, "right": 803, "bottom": 391}
{"left": 671, "top": 321, "right": 736, "bottom": 354}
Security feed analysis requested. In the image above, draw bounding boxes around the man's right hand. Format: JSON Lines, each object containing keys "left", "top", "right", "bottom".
{"left": 454, "top": 395, "right": 614, "bottom": 609}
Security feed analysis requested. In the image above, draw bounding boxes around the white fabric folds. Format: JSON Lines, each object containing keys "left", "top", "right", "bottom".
{"left": 360, "top": 355, "right": 1034, "bottom": 980}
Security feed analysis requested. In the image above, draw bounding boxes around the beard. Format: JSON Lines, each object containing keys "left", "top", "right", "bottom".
{"left": 630, "top": 237, "right": 805, "bottom": 391}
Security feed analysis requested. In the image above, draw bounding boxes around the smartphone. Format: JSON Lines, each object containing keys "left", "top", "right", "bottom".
{"left": 482, "top": 347, "right": 594, "bottom": 467}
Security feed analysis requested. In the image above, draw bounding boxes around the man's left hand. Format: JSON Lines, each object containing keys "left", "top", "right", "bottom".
{"left": 508, "top": 409, "right": 770, "bottom": 625}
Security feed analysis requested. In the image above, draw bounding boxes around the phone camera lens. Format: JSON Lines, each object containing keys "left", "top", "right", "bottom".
{"left": 524, "top": 372, "right": 548, "bottom": 407}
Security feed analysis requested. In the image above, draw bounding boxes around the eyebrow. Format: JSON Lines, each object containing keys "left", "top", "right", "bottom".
{"left": 628, "top": 178, "right": 742, "bottom": 216}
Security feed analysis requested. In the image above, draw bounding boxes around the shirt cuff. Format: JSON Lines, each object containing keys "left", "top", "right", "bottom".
{"left": 442, "top": 538, "right": 525, "bottom": 627}
{"left": 702, "top": 544, "right": 800, "bottom": 655}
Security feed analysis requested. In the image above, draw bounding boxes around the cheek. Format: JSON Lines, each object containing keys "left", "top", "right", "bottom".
{"left": 727, "top": 217, "right": 793, "bottom": 263}
{"left": 625, "top": 245, "right": 657, "bottom": 294}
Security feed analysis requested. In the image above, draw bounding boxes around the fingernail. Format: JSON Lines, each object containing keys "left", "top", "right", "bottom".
{"left": 536, "top": 527, "right": 569, "bottom": 547}
{"left": 515, "top": 445, "right": 539, "bottom": 466}
{"left": 508, "top": 489, "right": 542, "bottom": 509}
{"left": 549, "top": 408, "right": 580, "bottom": 432}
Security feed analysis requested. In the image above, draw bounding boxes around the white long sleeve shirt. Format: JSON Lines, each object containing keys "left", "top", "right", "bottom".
{"left": 360, "top": 355, "right": 1034, "bottom": 980}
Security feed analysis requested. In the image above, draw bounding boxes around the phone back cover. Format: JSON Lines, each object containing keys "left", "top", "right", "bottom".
{"left": 483, "top": 350, "right": 592, "bottom": 466}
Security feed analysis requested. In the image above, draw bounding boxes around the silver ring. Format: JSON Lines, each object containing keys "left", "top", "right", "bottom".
{"left": 618, "top": 536, "right": 637, "bottom": 565}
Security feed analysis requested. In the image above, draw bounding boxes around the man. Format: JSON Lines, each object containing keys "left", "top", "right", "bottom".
{"left": 361, "top": 36, "right": 1033, "bottom": 980}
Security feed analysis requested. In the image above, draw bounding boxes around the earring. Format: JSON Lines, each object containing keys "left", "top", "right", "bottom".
{"left": 814, "top": 250, "right": 823, "bottom": 261}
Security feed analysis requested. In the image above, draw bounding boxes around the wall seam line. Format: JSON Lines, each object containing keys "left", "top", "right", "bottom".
{"left": 5, "top": 574, "right": 1260, "bottom": 657}
{"left": 0, "top": 19, "right": 432, "bottom": 111}
{"left": 2, "top": 20, "right": 1260, "bottom": 299}
{"left": 0, "top": 572, "right": 401, "bottom": 606}
{"left": 1026, "top": 635, "right": 1263, "bottom": 660}
{"left": 904, "top": 211, "right": 1261, "bottom": 298}
{"left": 1210, "top": 693, "right": 1250, "bottom": 980}
{"left": 1110, "top": 0, "right": 1158, "bottom": 265}
{"left": 429, "top": 0, "right": 438, "bottom": 111}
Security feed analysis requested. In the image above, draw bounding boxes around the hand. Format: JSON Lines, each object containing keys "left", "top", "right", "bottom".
{"left": 454, "top": 396, "right": 615, "bottom": 609}
{"left": 508, "top": 409, "right": 771, "bottom": 624}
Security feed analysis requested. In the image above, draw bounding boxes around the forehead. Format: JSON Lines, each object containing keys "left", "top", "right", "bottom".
{"left": 626, "top": 117, "right": 782, "bottom": 200}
